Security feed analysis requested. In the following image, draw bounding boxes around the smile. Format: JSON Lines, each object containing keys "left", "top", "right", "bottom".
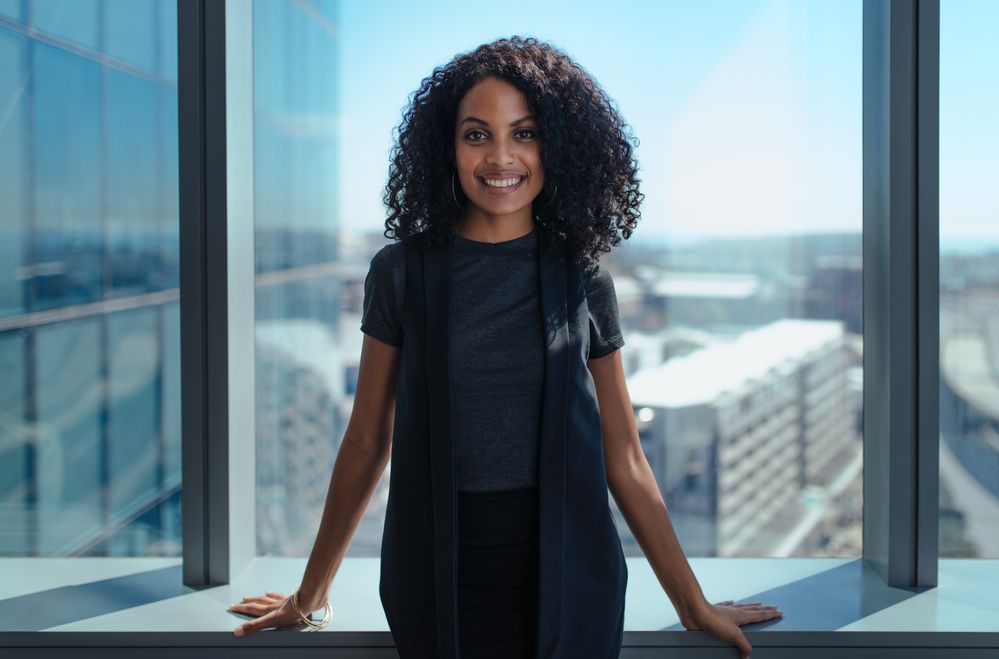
{"left": 478, "top": 175, "right": 526, "bottom": 193}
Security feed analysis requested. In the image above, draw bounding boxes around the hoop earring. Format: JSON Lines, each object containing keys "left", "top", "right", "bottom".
{"left": 451, "top": 173, "right": 460, "bottom": 206}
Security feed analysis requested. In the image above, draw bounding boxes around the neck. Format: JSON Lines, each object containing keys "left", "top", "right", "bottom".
{"left": 453, "top": 207, "right": 535, "bottom": 243}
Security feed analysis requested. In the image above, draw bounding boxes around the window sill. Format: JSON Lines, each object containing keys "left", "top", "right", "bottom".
{"left": 2, "top": 557, "right": 997, "bottom": 655}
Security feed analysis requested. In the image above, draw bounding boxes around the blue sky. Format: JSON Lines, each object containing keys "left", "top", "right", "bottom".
{"left": 333, "top": 0, "right": 998, "bottom": 249}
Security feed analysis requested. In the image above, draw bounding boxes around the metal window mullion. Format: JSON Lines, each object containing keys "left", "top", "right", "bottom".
{"left": 862, "top": 0, "right": 939, "bottom": 588}
{"left": 179, "top": 0, "right": 255, "bottom": 588}
{"left": 202, "top": 0, "right": 232, "bottom": 587}
{"left": 914, "top": 0, "right": 940, "bottom": 587}
{"left": 179, "top": 0, "right": 230, "bottom": 587}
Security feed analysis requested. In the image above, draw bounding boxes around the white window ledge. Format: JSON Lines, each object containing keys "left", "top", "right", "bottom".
{"left": 1, "top": 557, "right": 997, "bottom": 657}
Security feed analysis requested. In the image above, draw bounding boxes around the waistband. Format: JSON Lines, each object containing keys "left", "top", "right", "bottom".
{"left": 457, "top": 485, "right": 538, "bottom": 544}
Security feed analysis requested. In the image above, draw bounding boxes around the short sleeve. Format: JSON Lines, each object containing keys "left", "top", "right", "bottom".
{"left": 360, "top": 243, "right": 404, "bottom": 347}
{"left": 584, "top": 262, "right": 625, "bottom": 359}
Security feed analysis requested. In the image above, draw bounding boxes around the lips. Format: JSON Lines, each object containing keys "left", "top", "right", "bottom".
{"left": 479, "top": 171, "right": 527, "bottom": 178}
{"left": 478, "top": 174, "right": 526, "bottom": 193}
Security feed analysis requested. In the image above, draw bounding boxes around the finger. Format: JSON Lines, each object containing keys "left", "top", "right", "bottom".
{"left": 234, "top": 610, "right": 283, "bottom": 637}
{"left": 233, "top": 611, "right": 273, "bottom": 636}
{"left": 230, "top": 602, "right": 273, "bottom": 616}
{"left": 242, "top": 595, "right": 278, "bottom": 604}
{"left": 733, "top": 628, "right": 753, "bottom": 658}
{"left": 740, "top": 608, "right": 783, "bottom": 625}
{"left": 715, "top": 599, "right": 734, "bottom": 605}
{"left": 748, "top": 605, "right": 781, "bottom": 614}
{"left": 265, "top": 591, "right": 287, "bottom": 599}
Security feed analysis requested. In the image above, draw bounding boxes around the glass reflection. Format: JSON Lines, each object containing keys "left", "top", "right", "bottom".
{"left": 0, "top": 1, "right": 179, "bottom": 557}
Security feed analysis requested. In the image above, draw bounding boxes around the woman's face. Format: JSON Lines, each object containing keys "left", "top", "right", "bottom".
{"left": 453, "top": 75, "right": 545, "bottom": 221}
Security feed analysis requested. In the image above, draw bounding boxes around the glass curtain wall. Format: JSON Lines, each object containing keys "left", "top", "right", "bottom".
{"left": 0, "top": 0, "right": 180, "bottom": 557}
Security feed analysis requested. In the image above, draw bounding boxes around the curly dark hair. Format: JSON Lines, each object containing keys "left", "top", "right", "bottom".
{"left": 382, "top": 35, "right": 644, "bottom": 268}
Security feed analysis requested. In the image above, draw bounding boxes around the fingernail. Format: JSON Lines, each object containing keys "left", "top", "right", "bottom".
{"left": 234, "top": 628, "right": 243, "bottom": 637}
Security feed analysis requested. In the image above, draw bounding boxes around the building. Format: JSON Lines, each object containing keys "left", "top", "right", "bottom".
{"left": 618, "top": 319, "right": 857, "bottom": 556}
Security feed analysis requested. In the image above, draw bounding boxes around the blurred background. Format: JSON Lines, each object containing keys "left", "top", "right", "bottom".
{"left": 0, "top": 0, "right": 995, "bottom": 562}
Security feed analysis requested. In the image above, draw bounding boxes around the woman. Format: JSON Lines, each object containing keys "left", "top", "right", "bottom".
{"left": 229, "top": 36, "right": 782, "bottom": 658}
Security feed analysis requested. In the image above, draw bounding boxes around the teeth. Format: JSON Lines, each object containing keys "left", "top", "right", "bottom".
{"left": 482, "top": 176, "right": 522, "bottom": 188}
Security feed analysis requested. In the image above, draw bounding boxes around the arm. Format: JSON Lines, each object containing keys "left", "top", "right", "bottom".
{"left": 588, "top": 348, "right": 781, "bottom": 659}
{"left": 295, "top": 333, "right": 401, "bottom": 611}
{"left": 587, "top": 348, "right": 710, "bottom": 627}
{"left": 231, "top": 335, "right": 402, "bottom": 636}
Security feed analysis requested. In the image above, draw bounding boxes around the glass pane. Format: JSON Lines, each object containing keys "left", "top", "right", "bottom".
{"left": 0, "top": 0, "right": 20, "bottom": 23}
{"left": 32, "top": 0, "right": 100, "bottom": 50}
{"left": 0, "top": 31, "right": 26, "bottom": 317}
{"left": 0, "top": 1, "right": 180, "bottom": 557}
{"left": 159, "top": 0, "right": 178, "bottom": 83}
{"left": 106, "top": 68, "right": 163, "bottom": 297}
{"left": 34, "top": 42, "right": 103, "bottom": 310}
{"left": 105, "top": 0, "right": 158, "bottom": 71}
{"left": 939, "top": 0, "right": 999, "bottom": 559}
{"left": 0, "top": 331, "right": 27, "bottom": 554}
{"left": 35, "top": 319, "right": 103, "bottom": 555}
{"left": 252, "top": 0, "right": 862, "bottom": 559}
{"left": 252, "top": 0, "right": 344, "bottom": 557}
{"left": 107, "top": 309, "right": 161, "bottom": 552}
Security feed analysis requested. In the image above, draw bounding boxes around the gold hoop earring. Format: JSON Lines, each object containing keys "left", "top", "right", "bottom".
{"left": 451, "top": 173, "right": 460, "bottom": 206}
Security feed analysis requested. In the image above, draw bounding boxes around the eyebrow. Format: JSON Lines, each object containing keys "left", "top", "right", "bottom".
{"left": 459, "top": 114, "right": 536, "bottom": 127}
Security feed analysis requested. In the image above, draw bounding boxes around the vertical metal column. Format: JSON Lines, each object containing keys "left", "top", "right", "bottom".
{"left": 862, "top": 0, "right": 939, "bottom": 588}
{"left": 179, "top": 0, "right": 215, "bottom": 587}
{"left": 178, "top": 0, "right": 255, "bottom": 587}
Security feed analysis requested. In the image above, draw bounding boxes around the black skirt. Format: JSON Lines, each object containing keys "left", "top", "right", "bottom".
{"left": 456, "top": 485, "right": 539, "bottom": 659}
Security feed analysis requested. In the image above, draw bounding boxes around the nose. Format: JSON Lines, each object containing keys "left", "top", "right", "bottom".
{"left": 485, "top": 137, "right": 516, "bottom": 165}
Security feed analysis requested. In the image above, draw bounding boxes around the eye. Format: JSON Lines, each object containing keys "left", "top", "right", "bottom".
{"left": 516, "top": 128, "right": 537, "bottom": 139}
{"left": 465, "top": 129, "right": 487, "bottom": 141}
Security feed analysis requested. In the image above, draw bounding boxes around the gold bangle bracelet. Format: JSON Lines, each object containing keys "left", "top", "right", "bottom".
{"left": 290, "top": 588, "right": 333, "bottom": 630}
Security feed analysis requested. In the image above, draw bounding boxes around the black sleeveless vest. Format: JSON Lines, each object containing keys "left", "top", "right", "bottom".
{"left": 378, "top": 227, "right": 628, "bottom": 659}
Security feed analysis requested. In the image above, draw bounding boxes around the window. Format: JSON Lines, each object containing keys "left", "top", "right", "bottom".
{"left": 938, "top": 0, "right": 999, "bottom": 559}
{"left": 0, "top": 0, "right": 180, "bottom": 557}
{"left": 262, "top": 0, "right": 862, "bottom": 560}
{"left": 250, "top": 0, "right": 348, "bottom": 557}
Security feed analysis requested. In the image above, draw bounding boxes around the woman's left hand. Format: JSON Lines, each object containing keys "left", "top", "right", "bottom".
{"left": 683, "top": 598, "right": 783, "bottom": 659}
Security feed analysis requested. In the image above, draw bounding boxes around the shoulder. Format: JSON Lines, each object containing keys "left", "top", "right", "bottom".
{"left": 370, "top": 241, "right": 404, "bottom": 269}
{"left": 582, "top": 259, "right": 616, "bottom": 298}
{"left": 368, "top": 242, "right": 405, "bottom": 284}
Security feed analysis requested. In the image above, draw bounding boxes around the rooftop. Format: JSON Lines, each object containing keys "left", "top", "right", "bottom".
{"left": 628, "top": 319, "right": 845, "bottom": 408}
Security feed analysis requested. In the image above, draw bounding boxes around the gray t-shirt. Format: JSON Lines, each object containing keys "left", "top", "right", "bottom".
{"left": 360, "top": 225, "right": 625, "bottom": 492}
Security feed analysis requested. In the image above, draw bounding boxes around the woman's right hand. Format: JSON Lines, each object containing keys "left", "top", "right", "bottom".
{"left": 228, "top": 590, "right": 321, "bottom": 636}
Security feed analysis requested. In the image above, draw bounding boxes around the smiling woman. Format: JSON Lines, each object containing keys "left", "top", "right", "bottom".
{"left": 230, "top": 35, "right": 781, "bottom": 659}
